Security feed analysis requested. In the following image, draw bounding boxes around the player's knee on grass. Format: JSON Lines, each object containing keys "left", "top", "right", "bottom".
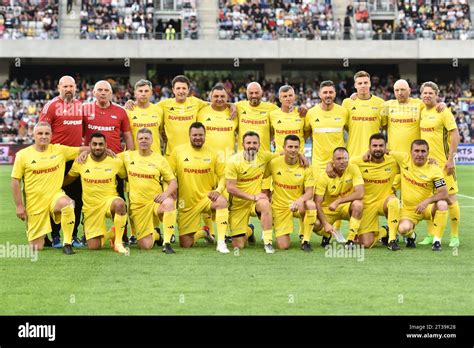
{"left": 436, "top": 200, "right": 448, "bottom": 211}
{"left": 231, "top": 235, "right": 246, "bottom": 249}
{"left": 179, "top": 234, "right": 194, "bottom": 248}
{"left": 276, "top": 235, "right": 290, "bottom": 250}
{"left": 87, "top": 237, "right": 102, "bottom": 250}
{"left": 138, "top": 235, "right": 153, "bottom": 250}
{"left": 350, "top": 200, "right": 363, "bottom": 219}
{"left": 29, "top": 238, "right": 44, "bottom": 251}
{"left": 398, "top": 220, "right": 413, "bottom": 235}
{"left": 358, "top": 233, "right": 373, "bottom": 248}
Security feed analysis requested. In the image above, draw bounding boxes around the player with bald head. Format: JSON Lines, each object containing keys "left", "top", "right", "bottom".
{"left": 39, "top": 75, "right": 85, "bottom": 247}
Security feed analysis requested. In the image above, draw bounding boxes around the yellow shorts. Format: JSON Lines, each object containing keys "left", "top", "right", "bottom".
{"left": 83, "top": 196, "right": 119, "bottom": 240}
{"left": 229, "top": 199, "right": 257, "bottom": 237}
{"left": 129, "top": 201, "right": 162, "bottom": 240}
{"left": 359, "top": 199, "right": 386, "bottom": 235}
{"left": 272, "top": 206, "right": 302, "bottom": 237}
{"left": 178, "top": 196, "right": 212, "bottom": 236}
{"left": 444, "top": 169, "right": 459, "bottom": 195}
{"left": 400, "top": 204, "right": 434, "bottom": 226}
{"left": 26, "top": 190, "right": 67, "bottom": 242}
{"left": 322, "top": 202, "right": 351, "bottom": 225}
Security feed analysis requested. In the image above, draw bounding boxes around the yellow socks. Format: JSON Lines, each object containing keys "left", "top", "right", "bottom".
{"left": 194, "top": 230, "right": 207, "bottom": 242}
{"left": 347, "top": 217, "right": 361, "bottom": 241}
{"left": 163, "top": 210, "right": 177, "bottom": 244}
{"left": 60, "top": 204, "right": 75, "bottom": 245}
{"left": 370, "top": 227, "right": 388, "bottom": 248}
{"left": 387, "top": 198, "right": 400, "bottom": 241}
{"left": 203, "top": 213, "right": 215, "bottom": 237}
{"left": 113, "top": 213, "right": 127, "bottom": 245}
{"left": 333, "top": 219, "right": 341, "bottom": 231}
{"left": 432, "top": 210, "right": 448, "bottom": 241}
{"left": 215, "top": 208, "right": 229, "bottom": 242}
{"left": 302, "top": 210, "right": 316, "bottom": 243}
{"left": 262, "top": 229, "right": 273, "bottom": 245}
{"left": 448, "top": 201, "right": 460, "bottom": 238}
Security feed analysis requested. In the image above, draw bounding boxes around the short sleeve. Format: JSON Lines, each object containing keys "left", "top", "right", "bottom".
{"left": 67, "top": 161, "right": 81, "bottom": 177}
{"left": 303, "top": 167, "right": 314, "bottom": 188}
{"left": 315, "top": 174, "right": 327, "bottom": 196}
{"left": 11, "top": 150, "right": 25, "bottom": 179}
{"left": 159, "top": 157, "right": 176, "bottom": 182}
{"left": 350, "top": 164, "right": 364, "bottom": 186}
{"left": 390, "top": 151, "right": 410, "bottom": 167}
{"left": 225, "top": 159, "right": 238, "bottom": 180}
{"left": 443, "top": 110, "right": 457, "bottom": 132}
{"left": 120, "top": 109, "right": 131, "bottom": 132}
{"left": 57, "top": 144, "right": 80, "bottom": 161}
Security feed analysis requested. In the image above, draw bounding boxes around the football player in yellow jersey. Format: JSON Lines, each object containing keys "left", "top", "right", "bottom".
{"left": 168, "top": 122, "right": 230, "bottom": 254}
{"left": 197, "top": 84, "right": 238, "bottom": 241}
{"left": 419, "top": 82, "right": 461, "bottom": 248}
{"left": 127, "top": 79, "right": 164, "bottom": 154}
{"left": 266, "top": 135, "right": 316, "bottom": 252}
{"left": 226, "top": 131, "right": 278, "bottom": 254}
{"left": 304, "top": 80, "right": 349, "bottom": 181}
{"left": 64, "top": 133, "right": 129, "bottom": 254}
{"left": 351, "top": 133, "right": 401, "bottom": 250}
{"left": 314, "top": 147, "right": 364, "bottom": 250}
{"left": 119, "top": 128, "right": 178, "bottom": 253}
{"left": 387, "top": 140, "right": 449, "bottom": 251}
{"left": 269, "top": 85, "right": 305, "bottom": 154}
{"left": 343, "top": 71, "right": 385, "bottom": 157}
{"left": 11, "top": 122, "right": 86, "bottom": 255}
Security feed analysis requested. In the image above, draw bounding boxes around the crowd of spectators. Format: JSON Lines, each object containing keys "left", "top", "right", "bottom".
{"left": 1, "top": 73, "right": 473, "bottom": 144}
{"left": 218, "top": 0, "right": 340, "bottom": 40}
{"left": 0, "top": 0, "right": 59, "bottom": 39}
{"left": 80, "top": 0, "right": 154, "bottom": 39}
{"left": 393, "top": 0, "right": 472, "bottom": 40}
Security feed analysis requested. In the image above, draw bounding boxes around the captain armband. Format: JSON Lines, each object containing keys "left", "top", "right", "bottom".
{"left": 434, "top": 178, "right": 446, "bottom": 189}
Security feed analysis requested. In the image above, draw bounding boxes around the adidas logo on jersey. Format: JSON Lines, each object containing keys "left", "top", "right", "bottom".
{"left": 168, "top": 225, "right": 175, "bottom": 229}
{"left": 449, "top": 187, "right": 454, "bottom": 191}
{"left": 31, "top": 160, "right": 36, "bottom": 164}
{"left": 130, "top": 161, "right": 135, "bottom": 165}
{"left": 315, "top": 118, "right": 320, "bottom": 122}
{"left": 364, "top": 169, "right": 369, "bottom": 173}
{"left": 277, "top": 120, "right": 282, "bottom": 124}
{"left": 170, "top": 107, "right": 174, "bottom": 111}
{"left": 331, "top": 185, "right": 336, "bottom": 189}
{"left": 352, "top": 107, "right": 356, "bottom": 110}
{"left": 242, "top": 111, "right": 247, "bottom": 114}
{"left": 277, "top": 172, "right": 282, "bottom": 175}
{"left": 184, "top": 158, "right": 189, "bottom": 161}
{"left": 85, "top": 169, "right": 90, "bottom": 173}
{"left": 132, "top": 116, "right": 138, "bottom": 119}
{"left": 206, "top": 118, "right": 211, "bottom": 121}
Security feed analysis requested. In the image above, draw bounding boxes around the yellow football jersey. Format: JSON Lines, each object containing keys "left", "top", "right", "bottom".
{"left": 236, "top": 100, "right": 278, "bottom": 152}
{"left": 68, "top": 155, "right": 126, "bottom": 211}
{"left": 197, "top": 105, "right": 238, "bottom": 163}
{"left": 390, "top": 151, "right": 446, "bottom": 209}
{"left": 269, "top": 108, "right": 305, "bottom": 153}
{"left": 168, "top": 143, "right": 225, "bottom": 211}
{"left": 381, "top": 98, "right": 424, "bottom": 153}
{"left": 343, "top": 95, "right": 385, "bottom": 157}
{"left": 315, "top": 163, "right": 364, "bottom": 207}
{"left": 158, "top": 96, "right": 208, "bottom": 156}
{"left": 127, "top": 104, "right": 164, "bottom": 154}
{"left": 304, "top": 103, "right": 348, "bottom": 170}
{"left": 350, "top": 155, "right": 400, "bottom": 205}
{"left": 226, "top": 150, "right": 277, "bottom": 204}
{"left": 266, "top": 156, "right": 314, "bottom": 210}
{"left": 420, "top": 107, "right": 457, "bottom": 165}
{"left": 119, "top": 150, "right": 175, "bottom": 206}
{"left": 11, "top": 144, "right": 79, "bottom": 214}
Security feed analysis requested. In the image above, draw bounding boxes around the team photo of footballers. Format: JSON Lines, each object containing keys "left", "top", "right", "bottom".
{"left": 11, "top": 72, "right": 464, "bottom": 255}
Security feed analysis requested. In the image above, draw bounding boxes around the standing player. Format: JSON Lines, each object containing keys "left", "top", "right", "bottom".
{"left": 197, "top": 84, "right": 238, "bottom": 240}
{"left": 82, "top": 80, "right": 134, "bottom": 243}
{"left": 343, "top": 71, "right": 385, "bottom": 157}
{"left": 11, "top": 122, "right": 84, "bottom": 254}
{"left": 119, "top": 128, "right": 178, "bottom": 253}
{"left": 419, "top": 82, "right": 461, "bottom": 247}
{"left": 226, "top": 131, "right": 278, "bottom": 253}
{"left": 266, "top": 135, "right": 316, "bottom": 251}
{"left": 269, "top": 85, "right": 305, "bottom": 153}
{"left": 387, "top": 140, "right": 449, "bottom": 251}
{"left": 168, "top": 122, "right": 230, "bottom": 253}
{"left": 39, "top": 75, "right": 84, "bottom": 248}
{"left": 127, "top": 79, "right": 164, "bottom": 154}
{"left": 314, "top": 147, "right": 364, "bottom": 249}
{"left": 351, "top": 133, "right": 400, "bottom": 250}
{"left": 64, "top": 133, "right": 129, "bottom": 254}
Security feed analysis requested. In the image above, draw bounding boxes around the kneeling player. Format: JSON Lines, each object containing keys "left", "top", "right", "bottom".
{"left": 314, "top": 147, "right": 364, "bottom": 250}
{"left": 169, "top": 122, "right": 230, "bottom": 253}
{"left": 120, "top": 128, "right": 178, "bottom": 252}
{"left": 267, "top": 135, "right": 316, "bottom": 251}
{"left": 388, "top": 140, "right": 449, "bottom": 251}
{"left": 352, "top": 133, "right": 401, "bottom": 250}
{"left": 64, "top": 133, "right": 129, "bottom": 254}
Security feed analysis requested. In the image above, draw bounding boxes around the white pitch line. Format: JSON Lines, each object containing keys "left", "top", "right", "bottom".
{"left": 458, "top": 194, "right": 474, "bottom": 200}
{"left": 460, "top": 206, "right": 474, "bottom": 208}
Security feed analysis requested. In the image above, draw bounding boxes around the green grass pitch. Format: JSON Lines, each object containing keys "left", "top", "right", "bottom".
{"left": 0, "top": 164, "right": 473, "bottom": 315}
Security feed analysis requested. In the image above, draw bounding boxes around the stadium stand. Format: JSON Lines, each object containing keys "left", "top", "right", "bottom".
{"left": 1, "top": 74, "right": 472, "bottom": 144}
{"left": 0, "top": 0, "right": 60, "bottom": 39}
